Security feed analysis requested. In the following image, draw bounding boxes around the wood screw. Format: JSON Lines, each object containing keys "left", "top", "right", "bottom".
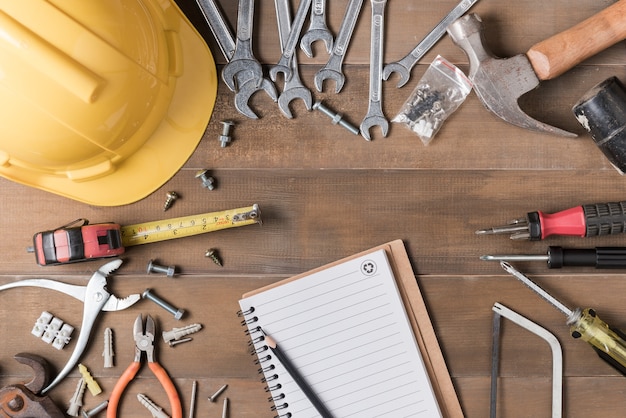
{"left": 205, "top": 248, "right": 223, "bottom": 266}
{"left": 163, "top": 191, "right": 178, "bottom": 211}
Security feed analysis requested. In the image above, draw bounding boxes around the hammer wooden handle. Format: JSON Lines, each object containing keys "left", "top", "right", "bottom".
{"left": 527, "top": 0, "right": 626, "bottom": 80}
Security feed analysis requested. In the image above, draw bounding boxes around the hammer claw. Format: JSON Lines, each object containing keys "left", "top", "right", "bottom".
{"left": 448, "top": 13, "right": 577, "bottom": 137}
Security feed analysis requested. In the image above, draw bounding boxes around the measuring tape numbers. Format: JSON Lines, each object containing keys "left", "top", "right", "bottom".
{"left": 120, "top": 204, "right": 261, "bottom": 247}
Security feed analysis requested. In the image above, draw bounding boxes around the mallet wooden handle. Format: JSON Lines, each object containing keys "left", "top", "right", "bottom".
{"left": 527, "top": 0, "right": 626, "bottom": 80}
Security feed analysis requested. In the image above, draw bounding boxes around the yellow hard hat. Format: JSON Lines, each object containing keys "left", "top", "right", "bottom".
{"left": 0, "top": 0, "right": 217, "bottom": 206}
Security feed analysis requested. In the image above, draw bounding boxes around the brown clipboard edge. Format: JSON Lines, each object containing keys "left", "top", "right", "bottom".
{"left": 241, "top": 239, "right": 464, "bottom": 418}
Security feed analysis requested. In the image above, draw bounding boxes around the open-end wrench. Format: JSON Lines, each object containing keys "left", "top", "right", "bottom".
{"left": 196, "top": 0, "right": 277, "bottom": 118}
{"left": 275, "top": 0, "right": 312, "bottom": 118}
{"left": 382, "top": 0, "right": 480, "bottom": 88}
{"left": 360, "top": 0, "right": 389, "bottom": 140}
{"left": 313, "top": 0, "right": 364, "bottom": 93}
{"left": 299, "top": 0, "right": 334, "bottom": 58}
{"left": 221, "top": 0, "right": 264, "bottom": 92}
{"left": 269, "top": 0, "right": 312, "bottom": 82}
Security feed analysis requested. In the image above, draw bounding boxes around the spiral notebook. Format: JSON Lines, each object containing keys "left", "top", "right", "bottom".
{"left": 239, "top": 240, "right": 463, "bottom": 418}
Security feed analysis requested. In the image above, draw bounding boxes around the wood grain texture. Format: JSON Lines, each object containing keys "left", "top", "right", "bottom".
{"left": 1, "top": 1, "right": 626, "bottom": 417}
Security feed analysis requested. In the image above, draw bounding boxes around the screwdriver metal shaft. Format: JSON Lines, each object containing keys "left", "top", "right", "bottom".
{"left": 482, "top": 246, "right": 626, "bottom": 269}
{"left": 501, "top": 262, "right": 626, "bottom": 375}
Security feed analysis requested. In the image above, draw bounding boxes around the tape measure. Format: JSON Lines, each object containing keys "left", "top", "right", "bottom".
{"left": 120, "top": 204, "right": 261, "bottom": 247}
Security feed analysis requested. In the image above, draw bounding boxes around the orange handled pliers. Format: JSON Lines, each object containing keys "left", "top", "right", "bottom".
{"left": 107, "top": 314, "right": 182, "bottom": 418}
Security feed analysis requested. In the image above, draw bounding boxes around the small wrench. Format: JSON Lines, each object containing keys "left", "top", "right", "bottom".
{"left": 382, "top": 0, "right": 481, "bottom": 88}
{"left": 360, "top": 0, "right": 389, "bottom": 140}
{"left": 269, "top": 0, "right": 312, "bottom": 82}
{"left": 196, "top": 0, "right": 277, "bottom": 118}
{"left": 299, "top": 0, "right": 334, "bottom": 58}
{"left": 313, "top": 0, "right": 364, "bottom": 93}
{"left": 275, "top": 0, "right": 312, "bottom": 118}
{"left": 221, "top": 0, "right": 264, "bottom": 91}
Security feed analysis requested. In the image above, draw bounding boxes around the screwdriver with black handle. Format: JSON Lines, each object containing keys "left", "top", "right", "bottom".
{"left": 482, "top": 246, "right": 626, "bottom": 268}
{"left": 476, "top": 200, "right": 626, "bottom": 240}
{"left": 501, "top": 261, "right": 626, "bottom": 375}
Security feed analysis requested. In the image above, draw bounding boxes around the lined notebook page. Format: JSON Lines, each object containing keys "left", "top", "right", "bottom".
{"left": 239, "top": 249, "right": 442, "bottom": 418}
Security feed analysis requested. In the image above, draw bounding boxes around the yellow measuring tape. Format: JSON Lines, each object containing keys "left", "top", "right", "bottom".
{"left": 120, "top": 204, "right": 260, "bottom": 247}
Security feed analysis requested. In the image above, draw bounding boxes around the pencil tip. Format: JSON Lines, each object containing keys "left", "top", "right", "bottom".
{"left": 263, "top": 331, "right": 277, "bottom": 348}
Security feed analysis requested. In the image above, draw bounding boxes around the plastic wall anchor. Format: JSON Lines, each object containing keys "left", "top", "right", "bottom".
{"left": 103, "top": 327, "right": 114, "bottom": 368}
{"left": 32, "top": 311, "right": 53, "bottom": 337}
{"left": 53, "top": 323, "right": 74, "bottom": 350}
{"left": 78, "top": 363, "right": 102, "bottom": 396}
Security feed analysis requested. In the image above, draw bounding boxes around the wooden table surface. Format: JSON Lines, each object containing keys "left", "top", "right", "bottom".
{"left": 2, "top": 0, "right": 626, "bottom": 417}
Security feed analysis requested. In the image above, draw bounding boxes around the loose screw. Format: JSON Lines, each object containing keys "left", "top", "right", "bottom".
{"left": 81, "top": 400, "right": 109, "bottom": 418}
{"left": 209, "top": 384, "right": 228, "bottom": 402}
{"left": 146, "top": 259, "right": 176, "bottom": 277}
{"left": 313, "top": 100, "right": 360, "bottom": 136}
{"left": 163, "top": 191, "right": 178, "bottom": 211}
{"left": 219, "top": 120, "right": 235, "bottom": 147}
{"left": 205, "top": 248, "right": 223, "bottom": 266}
{"left": 142, "top": 288, "right": 185, "bottom": 320}
{"left": 195, "top": 169, "right": 215, "bottom": 190}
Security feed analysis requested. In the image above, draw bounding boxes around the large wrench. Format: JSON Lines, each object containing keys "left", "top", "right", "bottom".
{"left": 299, "top": 0, "right": 334, "bottom": 58}
{"left": 360, "top": 0, "right": 389, "bottom": 140}
{"left": 313, "top": 0, "right": 364, "bottom": 93}
{"left": 269, "top": 0, "right": 312, "bottom": 82}
{"left": 275, "top": 0, "right": 312, "bottom": 118}
{"left": 196, "top": 0, "right": 277, "bottom": 119}
{"left": 221, "top": 0, "right": 264, "bottom": 92}
{"left": 382, "top": 0, "right": 480, "bottom": 88}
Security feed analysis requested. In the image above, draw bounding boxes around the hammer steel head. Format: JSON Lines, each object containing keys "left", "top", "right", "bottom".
{"left": 447, "top": 14, "right": 576, "bottom": 137}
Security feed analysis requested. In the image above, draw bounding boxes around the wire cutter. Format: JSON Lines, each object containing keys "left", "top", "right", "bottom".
{"left": 0, "top": 259, "right": 140, "bottom": 394}
{"left": 107, "top": 314, "right": 182, "bottom": 418}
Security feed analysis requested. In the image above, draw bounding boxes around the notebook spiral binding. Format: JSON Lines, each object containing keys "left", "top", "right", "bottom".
{"left": 238, "top": 307, "right": 293, "bottom": 418}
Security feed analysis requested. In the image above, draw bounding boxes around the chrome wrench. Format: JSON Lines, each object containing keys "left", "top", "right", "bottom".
{"left": 314, "top": 0, "right": 364, "bottom": 93}
{"left": 196, "top": 0, "right": 277, "bottom": 118}
{"left": 269, "top": 0, "right": 312, "bottom": 82}
{"left": 300, "top": 0, "right": 334, "bottom": 58}
{"left": 360, "top": 0, "right": 389, "bottom": 140}
{"left": 382, "top": 0, "right": 480, "bottom": 88}
{"left": 275, "top": 0, "right": 312, "bottom": 118}
{"left": 221, "top": 0, "right": 264, "bottom": 91}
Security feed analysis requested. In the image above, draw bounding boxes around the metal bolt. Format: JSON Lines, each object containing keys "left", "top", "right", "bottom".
{"left": 313, "top": 100, "right": 360, "bottom": 136}
{"left": 209, "top": 384, "right": 228, "bottom": 402}
{"left": 219, "top": 120, "right": 235, "bottom": 147}
{"left": 81, "top": 400, "right": 109, "bottom": 417}
{"left": 222, "top": 398, "right": 228, "bottom": 418}
{"left": 205, "top": 248, "right": 223, "bottom": 266}
{"left": 146, "top": 259, "right": 176, "bottom": 277}
{"left": 169, "top": 337, "right": 193, "bottom": 347}
{"left": 195, "top": 169, "right": 215, "bottom": 190}
{"left": 142, "top": 288, "right": 185, "bottom": 320}
{"left": 163, "top": 191, "right": 178, "bottom": 211}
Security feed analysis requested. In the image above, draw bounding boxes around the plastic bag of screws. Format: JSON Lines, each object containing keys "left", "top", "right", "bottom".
{"left": 393, "top": 55, "right": 472, "bottom": 145}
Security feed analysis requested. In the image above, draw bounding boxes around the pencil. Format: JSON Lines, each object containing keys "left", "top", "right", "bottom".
{"left": 262, "top": 330, "right": 334, "bottom": 418}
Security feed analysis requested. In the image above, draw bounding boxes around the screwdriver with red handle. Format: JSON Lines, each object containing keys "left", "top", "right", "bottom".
{"left": 475, "top": 201, "right": 626, "bottom": 240}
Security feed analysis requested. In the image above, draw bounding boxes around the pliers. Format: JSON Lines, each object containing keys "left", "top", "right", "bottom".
{"left": 107, "top": 314, "right": 182, "bottom": 418}
{"left": 0, "top": 259, "right": 140, "bottom": 394}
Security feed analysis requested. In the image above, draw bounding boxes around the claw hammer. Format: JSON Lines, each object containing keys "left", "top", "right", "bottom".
{"left": 447, "top": 1, "right": 626, "bottom": 137}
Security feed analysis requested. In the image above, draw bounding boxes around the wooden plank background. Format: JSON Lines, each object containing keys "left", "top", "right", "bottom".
{"left": 1, "top": 0, "right": 626, "bottom": 416}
